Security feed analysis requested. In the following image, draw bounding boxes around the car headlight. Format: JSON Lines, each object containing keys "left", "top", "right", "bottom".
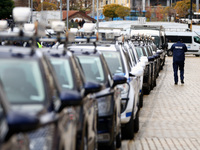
{"left": 97, "top": 96, "right": 112, "bottom": 116}
{"left": 117, "top": 83, "right": 129, "bottom": 98}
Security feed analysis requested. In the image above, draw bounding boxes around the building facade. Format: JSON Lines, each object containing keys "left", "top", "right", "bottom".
{"left": 14, "top": 0, "right": 28, "bottom": 7}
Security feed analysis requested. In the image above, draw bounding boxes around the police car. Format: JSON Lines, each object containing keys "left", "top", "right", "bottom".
{"left": 66, "top": 24, "right": 127, "bottom": 149}
{"left": 0, "top": 8, "right": 81, "bottom": 150}
{"left": 96, "top": 29, "right": 143, "bottom": 140}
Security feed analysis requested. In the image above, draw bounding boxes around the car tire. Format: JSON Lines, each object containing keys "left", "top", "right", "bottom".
{"left": 144, "top": 85, "right": 151, "bottom": 95}
{"left": 83, "top": 130, "right": 88, "bottom": 150}
{"left": 160, "top": 64, "right": 163, "bottom": 70}
{"left": 150, "top": 79, "right": 154, "bottom": 90}
{"left": 116, "top": 128, "right": 121, "bottom": 148}
{"left": 167, "top": 50, "right": 173, "bottom": 56}
{"left": 122, "top": 112, "right": 134, "bottom": 140}
{"left": 139, "top": 90, "right": 143, "bottom": 108}
{"left": 134, "top": 112, "right": 139, "bottom": 133}
{"left": 108, "top": 126, "right": 116, "bottom": 150}
{"left": 102, "top": 113, "right": 117, "bottom": 150}
{"left": 154, "top": 77, "right": 157, "bottom": 87}
{"left": 109, "top": 140, "right": 116, "bottom": 150}
{"left": 195, "top": 55, "right": 200, "bottom": 57}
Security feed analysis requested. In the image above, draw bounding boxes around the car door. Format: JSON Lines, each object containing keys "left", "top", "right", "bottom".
{"left": 181, "top": 36, "right": 193, "bottom": 52}
{"left": 192, "top": 35, "right": 200, "bottom": 52}
{"left": 119, "top": 45, "right": 139, "bottom": 117}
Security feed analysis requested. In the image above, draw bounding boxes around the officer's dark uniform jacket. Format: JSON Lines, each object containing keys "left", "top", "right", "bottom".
{"left": 171, "top": 41, "right": 187, "bottom": 62}
{"left": 170, "top": 41, "right": 188, "bottom": 83}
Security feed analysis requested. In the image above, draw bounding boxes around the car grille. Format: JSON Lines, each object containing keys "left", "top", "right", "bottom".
{"left": 28, "top": 125, "right": 55, "bottom": 150}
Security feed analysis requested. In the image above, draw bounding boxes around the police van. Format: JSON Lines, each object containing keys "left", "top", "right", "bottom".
{"left": 166, "top": 31, "right": 200, "bottom": 56}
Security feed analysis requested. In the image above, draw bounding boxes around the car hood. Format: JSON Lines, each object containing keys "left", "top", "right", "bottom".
{"left": 11, "top": 104, "right": 44, "bottom": 116}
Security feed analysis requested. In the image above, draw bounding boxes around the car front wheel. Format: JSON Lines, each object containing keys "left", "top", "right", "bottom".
{"left": 167, "top": 50, "right": 173, "bottom": 56}
{"left": 122, "top": 112, "right": 134, "bottom": 140}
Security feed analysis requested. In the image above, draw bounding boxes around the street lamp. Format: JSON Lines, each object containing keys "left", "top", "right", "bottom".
{"left": 96, "top": 0, "right": 99, "bottom": 33}
{"left": 30, "top": 0, "right": 33, "bottom": 22}
{"left": 66, "top": 0, "right": 69, "bottom": 31}
{"left": 60, "top": 0, "right": 62, "bottom": 21}
{"left": 92, "top": 0, "right": 95, "bottom": 18}
{"left": 197, "top": 0, "right": 199, "bottom": 12}
{"left": 41, "top": 0, "right": 43, "bottom": 11}
{"left": 189, "top": 0, "right": 193, "bottom": 31}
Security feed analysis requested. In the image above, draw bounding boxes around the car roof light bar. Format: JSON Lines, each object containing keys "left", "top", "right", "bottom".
{"left": 0, "top": 20, "right": 8, "bottom": 31}
{"left": 130, "top": 25, "right": 164, "bottom": 31}
{"left": 98, "top": 27, "right": 123, "bottom": 31}
{"left": 0, "top": 7, "right": 38, "bottom": 55}
{"left": 13, "top": 7, "right": 31, "bottom": 24}
{"left": 96, "top": 27, "right": 124, "bottom": 42}
{"left": 74, "top": 36, "right": 97, "bottom": 42}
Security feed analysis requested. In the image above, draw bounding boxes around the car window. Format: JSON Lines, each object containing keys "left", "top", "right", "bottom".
{"left": 149, "top": 46, "right": 154, "bottom": 53}
{"left": 125, "top": 44, "right": 137, "bottom": 65}
{"left": 147, "top": 46, "right": 153, "bottom": 56}
{"left": 76, "top": 55, "right": 106, "bottom": 84}
{"left": 50, "top": 58, "right": 74, "bottom": 90}
{"left": 0, "top": 60, "right": 45, "bottom": 103}
{"left": 135, "top": 47, "right": 143, "bottom": 58}
{"left": 194, "top": 36, "right": 200, "bottom": 44}
{"left": 143, "top": 47, "right": 149, "bottom": 56}
{"left": 141, "top": 47, "right": 147, "bottom": 56}
{"left": 181, "top": 36, "right": 192, "bottom": 43}
{"left": 152, "top": 36, "right": 160, "bottom": 48}
{"left": 102, "top": 51, "right": 125, "bottom": 75}
{"left": 166, "top": 35, "right": 192, "bottom": 44}
{"left": 122, "top": 46, "right": 132, "bottom": 68}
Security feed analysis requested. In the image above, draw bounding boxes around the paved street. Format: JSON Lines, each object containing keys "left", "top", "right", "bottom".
{"left": 121, "top": 55, "right": 200, "bottom": 150}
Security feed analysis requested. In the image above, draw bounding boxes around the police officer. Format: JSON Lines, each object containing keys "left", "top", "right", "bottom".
{"left": 171, "top": 38, "right": 187, "bottom": 85}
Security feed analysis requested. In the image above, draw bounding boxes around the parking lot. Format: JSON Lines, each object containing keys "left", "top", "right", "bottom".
{"left": 120, "top": 55, "right": 200, "bottom": 150}
{"left": 2, "top": 7, "right": 200, "bottom": 149}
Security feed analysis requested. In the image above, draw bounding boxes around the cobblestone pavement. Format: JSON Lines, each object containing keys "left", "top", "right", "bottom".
{"left": 120, "top": 56, "right": 200, "bottom": 150}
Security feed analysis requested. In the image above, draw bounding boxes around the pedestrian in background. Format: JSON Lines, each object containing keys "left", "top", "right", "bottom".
{"left": 170, "top": 38, "right": 187, "bottom": 85}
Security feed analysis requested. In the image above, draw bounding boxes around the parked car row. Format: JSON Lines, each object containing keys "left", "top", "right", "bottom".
{"left": 0, "top": 7, "right": 166, "bottom": 150}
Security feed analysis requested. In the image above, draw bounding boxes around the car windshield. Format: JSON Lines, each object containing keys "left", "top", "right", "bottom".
{"left": 152, "top": 36, "right": 160, "bottom": 48}
{"left": 0, "top": 59, "right": 45, "bottom": 104}
{"left": 102, "top": 51, "right": 125, "bottom": 75}
{"left": 148, "top": 46, "right": 153, "bottom": 56}
{"left": 194, "top": 36, "right": 200, "bottom": 44}
{"left": 135, "top": 47, "right": 144, "bottom": 58}
{"left": 76, "top": 55, "right": 106, "bottom": 84}
{"left": 50, "top": 58, "right": 74, "bottom": 90}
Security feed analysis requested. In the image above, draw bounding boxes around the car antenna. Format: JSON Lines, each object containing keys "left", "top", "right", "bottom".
{"left": 63, "top": 31, "right": 69, "bottom": 55}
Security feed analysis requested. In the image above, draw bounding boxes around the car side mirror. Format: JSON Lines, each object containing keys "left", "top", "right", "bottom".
{"left": 84, "top": 81, "right": 102, "bottom": 95}
{"left": 60, "top": 90, "right": 82, "bottom": 109}
{"left": 112, "top": 75, "right": 127, "bottom": 87}
{"left": 129, "top": 66, "right": 144, "bottom": 77}
{"left": 140, "top": 56, "right": 148, "bottom": 65}
{"left": 148, "top": 56, "right": 154, "bottom": 62}
{"left": 7, "top": 111, "right": 39, "bottom": 134}
{"left": 138, "top": 61, "right": 145, "bottom": 69}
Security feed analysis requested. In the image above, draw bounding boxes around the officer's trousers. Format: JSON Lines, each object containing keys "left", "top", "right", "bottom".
{"left": 173, "top": 61, "right": 184, "bottom": 83}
